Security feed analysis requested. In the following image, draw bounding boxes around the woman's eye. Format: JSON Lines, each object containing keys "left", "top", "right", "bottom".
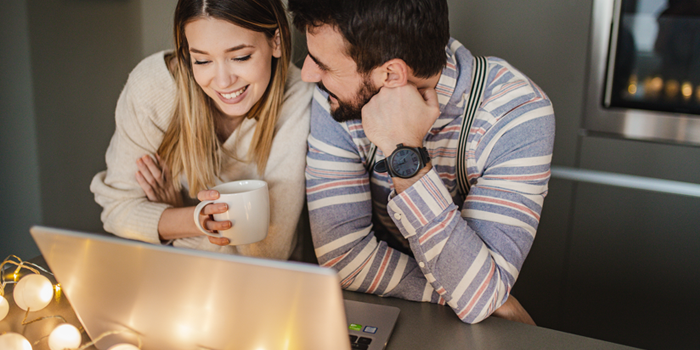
{"left": 234, "top": 55, "right": 251, "bottom": 62}
{"left": 193, "top": 60, "right": 210, "bottom": 65}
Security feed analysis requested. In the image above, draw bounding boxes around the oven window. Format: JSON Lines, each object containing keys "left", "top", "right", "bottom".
{"left": 607, "top": 0, "right": 700, "bottom": 115}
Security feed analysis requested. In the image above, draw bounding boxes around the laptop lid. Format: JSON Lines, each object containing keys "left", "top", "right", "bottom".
{"left": 31, "top": 226, "right": 354, "bottom": 350}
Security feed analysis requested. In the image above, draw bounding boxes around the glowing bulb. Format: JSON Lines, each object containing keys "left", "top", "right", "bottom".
{"left": 13, "top": 274, "right": 54, "bottom": 311}
{"left": 48, "top": 324, "right": 82, "bottom": 350}
{"left": 0, "top": 332, "right": 32, "bottom": 350}
{"left": 665, "top": 79, "right": 679, "bottom": 99}
{"left": 0, "top": 295, "right": 9, "bottom": 321}
{"left": 107, "top": 344, "right": 139, "bottom": 350}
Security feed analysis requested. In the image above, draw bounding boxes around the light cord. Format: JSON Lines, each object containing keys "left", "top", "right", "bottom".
{"left": 1, "top": 255, "right": 54, "bottom": 297}
{"left": 77, "top": 330, "right": 143, "bottom": 350}
{"left": 21, "top": 307, "right": 68, "bottom": 326}
{"left": 2, "top": 256, "right": 141, "bottom": 350}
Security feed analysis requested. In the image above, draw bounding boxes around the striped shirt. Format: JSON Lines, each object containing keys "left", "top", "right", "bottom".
{"left": 306, "top": 38, "right": 555, "bottom": 324}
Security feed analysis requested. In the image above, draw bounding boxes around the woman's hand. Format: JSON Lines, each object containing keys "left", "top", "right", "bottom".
{"left": 135, "top": 154, "right": 184, "bottom": 208}
{"left": 196, "top": 190, "right": 232, "bottom": 246}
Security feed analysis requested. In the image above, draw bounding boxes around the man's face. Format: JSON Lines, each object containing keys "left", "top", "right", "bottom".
{"left": 301, "top": 25, "right": 380, "bottom": 122}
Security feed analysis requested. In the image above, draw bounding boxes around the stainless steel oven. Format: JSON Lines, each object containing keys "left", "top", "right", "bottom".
{"left": 585, "top": 0, "right": 700, "bottom": 145}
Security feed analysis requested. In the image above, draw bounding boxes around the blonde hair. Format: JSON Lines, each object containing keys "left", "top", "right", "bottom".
{"left": 158, "top": 0, "right": 292, "bottom": 197}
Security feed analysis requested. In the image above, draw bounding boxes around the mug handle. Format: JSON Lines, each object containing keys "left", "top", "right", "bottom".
{"left": 193, "top": 200, "right": 224, "bottom": 238}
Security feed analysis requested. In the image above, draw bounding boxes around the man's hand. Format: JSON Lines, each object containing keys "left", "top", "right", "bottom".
{"left": 492, "top": 295, "right": 536, "bottom": 326}
{"left": 361, "top": 84, "right": 440, "bottom": 154}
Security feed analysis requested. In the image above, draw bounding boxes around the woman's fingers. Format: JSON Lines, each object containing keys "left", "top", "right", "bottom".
{"left": 141, "top": 155, "right": 164, "bottom": 186}
{"left": 204, "top": 217, "right": 232, "bottom": 232}
{"left": 208, "top": 236, "right": 230, "bottom": 246}
{"left": 197, "top": 190, "right": 220, "bottom": 201}
{"left": 136, "top": 157, "right": 157, "bottom": 186}
{"left": 199, "top": 215, "right": 232, "bottom": 247}
{"left": 135, "top": 171, "right": 158, "bottom": 201}
{"left": 201, "top": 202, "right": 228, "bottom": 216}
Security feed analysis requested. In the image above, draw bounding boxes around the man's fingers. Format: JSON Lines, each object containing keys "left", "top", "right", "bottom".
{"left": 421, "top": 87, "right": 439, "bottom": 108}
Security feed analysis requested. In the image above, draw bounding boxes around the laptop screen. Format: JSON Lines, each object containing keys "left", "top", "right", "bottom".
{"left": 31, "top": 226, "right": 352, "bottom": 350}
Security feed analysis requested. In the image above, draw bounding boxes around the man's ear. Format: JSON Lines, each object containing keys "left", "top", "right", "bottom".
{"left": 372, "top": 58, "right": 409, "bottom": 88}
{"left": 272, "top": 29, "right": 282, "bottom": 58}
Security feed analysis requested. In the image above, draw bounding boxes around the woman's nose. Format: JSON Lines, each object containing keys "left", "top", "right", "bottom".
{"left": 214, "top": 64, "right": 236, "bottom": 89}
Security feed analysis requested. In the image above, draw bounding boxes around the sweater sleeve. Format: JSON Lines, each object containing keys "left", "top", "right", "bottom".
{"left": 90, "top": 52, "right": 176, "bottom": 243}
{"left": 234, "top": 66, "right": 314, "bottom": 259}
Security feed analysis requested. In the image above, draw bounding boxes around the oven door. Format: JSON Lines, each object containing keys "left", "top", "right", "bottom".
{"left": 584, "top": 0, "right": 700, "bottom": 145}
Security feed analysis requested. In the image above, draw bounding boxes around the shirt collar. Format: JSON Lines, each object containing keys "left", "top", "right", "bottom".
{"left": 431, "top": 38, "right": 474, "bottom": 131}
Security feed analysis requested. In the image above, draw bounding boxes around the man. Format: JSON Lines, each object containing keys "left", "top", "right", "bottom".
{"left": 289, "top": 0, "right": 554, "bottom": 324}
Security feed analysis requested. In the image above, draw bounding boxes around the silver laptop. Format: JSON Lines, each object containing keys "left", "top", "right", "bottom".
{"left": 31, "top": 226, "right": 399, "bottom": 350}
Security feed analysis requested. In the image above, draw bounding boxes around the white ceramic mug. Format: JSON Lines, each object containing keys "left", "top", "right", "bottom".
{"left": 193, "top": 180, "right": 270, "bottom": 245}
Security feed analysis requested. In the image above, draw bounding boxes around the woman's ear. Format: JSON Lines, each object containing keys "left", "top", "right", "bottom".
{"left": 373, "top": 59, "right": 409, "bottom": 88}
{"left": 272, "top": 29, "right": 282, "bottom": 58}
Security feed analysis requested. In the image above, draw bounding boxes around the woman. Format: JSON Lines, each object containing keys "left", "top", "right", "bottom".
{"left": 90, "top": 0, "right": 313, "bottom": 259}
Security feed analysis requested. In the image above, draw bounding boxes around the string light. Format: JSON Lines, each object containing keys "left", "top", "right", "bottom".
{"left": 107, "top": 344, "right": 140, "bottom": 350}
{"left": 0, "top": 332, "right": 32, "bottom": 350}
{"left": 681, "top": 82, "right": 693, "bottom": 101}
{"left": 48, "top": 324, "right": 82, "bottom": 350}
{"left": 1, "top": 294, "right": 9, "bottom": 321}
{"left": 1, "top": 256, "right": 143, "bottom": 350}
{"left": 13, "top": 274, "right": 54, "bottom": 311}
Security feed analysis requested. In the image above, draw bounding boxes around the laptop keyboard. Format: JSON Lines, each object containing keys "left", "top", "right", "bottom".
{"left": 349, "top": 335, "right": 373, "bottom": 350}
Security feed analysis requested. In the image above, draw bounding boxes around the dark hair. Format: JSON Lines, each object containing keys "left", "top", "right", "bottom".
{"left": 289, "top": 0, "right": 449, "bottom": 78}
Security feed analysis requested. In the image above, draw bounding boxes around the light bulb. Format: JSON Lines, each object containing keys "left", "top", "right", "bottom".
{"left": 0, "top": 295, "right": 9, "bottom": 321}
{"left": 13, "top": 274, "right": 54, "bottom": 311}
{"left": 48, "top": 324, "right": 82, "bottom": 350}
{"left": 0, "top": 332, "right": 33, "bottom": 350}
{"left": 107, "top": 344, "right": 139, "bottom": 350}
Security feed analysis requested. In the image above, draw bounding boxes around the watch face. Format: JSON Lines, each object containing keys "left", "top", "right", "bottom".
{"left": 390, "top": 148, "right": 422, "bottom": 178}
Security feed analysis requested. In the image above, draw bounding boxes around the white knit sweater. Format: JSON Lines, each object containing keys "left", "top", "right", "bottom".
{"left": 90, "top": 51, "right": 313, "bottom": 259}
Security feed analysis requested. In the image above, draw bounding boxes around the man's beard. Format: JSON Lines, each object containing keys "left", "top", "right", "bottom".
{"left": 318, "top": 78, "right": 380, "bottom": 123}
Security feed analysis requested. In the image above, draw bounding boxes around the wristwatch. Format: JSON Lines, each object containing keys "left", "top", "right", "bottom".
{"left": 374, "top": 143, "right": 431, "bottom": 179}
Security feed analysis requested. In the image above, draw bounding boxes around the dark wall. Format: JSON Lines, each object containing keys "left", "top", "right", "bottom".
{"left": 0, "top": 0, "right": 43, "bottom": 260}
{"left": 449, "top": 1, "right": 700, "bottom": 349}
{"left": 0, "top": 0, "right": 143, "bottom": 259}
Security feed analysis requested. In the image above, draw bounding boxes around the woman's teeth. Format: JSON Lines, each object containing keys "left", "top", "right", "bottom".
{"left": 221, "top": 86, "right": 247, "bottom": 99}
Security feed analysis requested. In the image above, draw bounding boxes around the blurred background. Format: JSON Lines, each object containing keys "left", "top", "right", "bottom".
{"left": 2, "top": 0, "right": 699, "bottom": 349}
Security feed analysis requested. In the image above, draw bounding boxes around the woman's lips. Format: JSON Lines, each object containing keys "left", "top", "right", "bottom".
{"left": 217, "top": 85, "right": 249, "bottom": 103}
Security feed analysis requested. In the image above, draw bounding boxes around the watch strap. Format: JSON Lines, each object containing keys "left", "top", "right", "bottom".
{"left": 376, "top": 144, "right": 430, "bottom": 178}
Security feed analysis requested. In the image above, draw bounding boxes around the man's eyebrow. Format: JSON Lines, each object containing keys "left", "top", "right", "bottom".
{"left": 308, "top": 52, "right": 330, "bottom": 71}
{"left": 189, "top": 44, "right": 254, "bottom": 55}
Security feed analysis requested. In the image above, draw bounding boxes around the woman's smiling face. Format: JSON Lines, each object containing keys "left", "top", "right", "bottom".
{"left": 185, "top": 17, "right": 281, "bottom": 118}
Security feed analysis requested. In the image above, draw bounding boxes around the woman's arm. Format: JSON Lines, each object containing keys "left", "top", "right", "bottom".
{"left": 91, "top": 52, "right": 196, "bottom": 243}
